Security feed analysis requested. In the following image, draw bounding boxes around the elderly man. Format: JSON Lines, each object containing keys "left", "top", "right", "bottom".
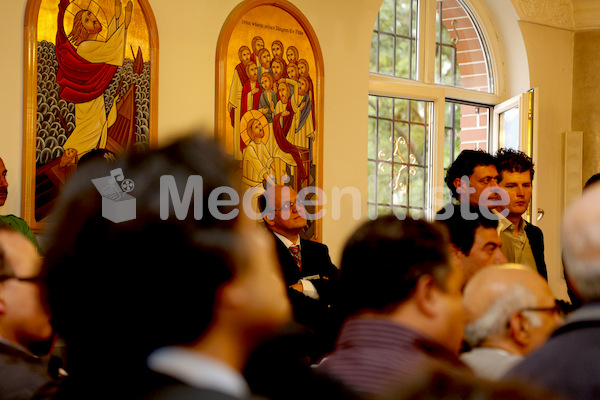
{"left": 0, "top": 227, "right": 55, "bottom": 399}
{"left": 505, "top": 183, "right": 600, "bottom": 400}
{"left": 257, "top": 185, "right": 338, "bottom": 358}
{"left": 0, "top": 156, "right": 42, "bottom": 254}
{"left": 460, "top": 264, "right": 563, "bottom": 380}
{"left": 314, "top": 216, "right": 468, "bottom": 397}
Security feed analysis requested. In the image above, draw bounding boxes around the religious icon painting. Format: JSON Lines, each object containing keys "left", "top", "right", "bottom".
{"left": 216, "top": 0, "right": 324, "bottom": 240}
{"left": 22, "top": 0, "right": 158, "bottom": 231}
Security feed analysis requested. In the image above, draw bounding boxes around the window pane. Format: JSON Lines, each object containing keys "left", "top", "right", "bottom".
{"left": 379, "top": 97, "right": 393, "bottom": 119}
{"left": 378, "top": 119, "right": 393, "bottom": 162}
{"left": 409, "top": 166, "right": 426, "bottom": 208}
{"left": 378, "top": 34, "right": 394, "bottom": 76}
{"left": 368, "top": 117, "right": 377, "bottom": 159}
{"left": 370, "top": 32, "right": 378, "bottom": 72}
{"left": 395, "top": 37, "right": 412, "bottom": 78}
{"left": 435, "top": 0, "right": 492, "bottom": 92}
{"left": 393, "top": 123, "right": 409, "bottom": 162}
{"left": 380, "top": 0, "right": 395, "bottom": 33}
{"left": 377, "top": 163, "right": 392, "bottom": 205}
{"left": 371, "top": 0, "right": 418, "bottom": 80}
{"left": 367, "top": 161, "right": 377, "bottom": 203}
{"left": 444, "top": 100, "right": 491, "bottom": 163}
{"left": 396, "top": 0, "right": 412, "bottom": 37}
{"left": 394, "top": 98, "right": 409, "bottom": 121}
{"left": 411, "top": 124, "right": 426, "bottom": 163}
{"left": 368, "top": 96, "right": 431, "bottom": 219}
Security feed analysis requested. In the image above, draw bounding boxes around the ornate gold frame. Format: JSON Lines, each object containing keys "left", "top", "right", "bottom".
{"left": 22, "top": 0, "right": 159, "bottom": 232}
{"left": 215, "top": 0, "right": 324, "bottom": 240}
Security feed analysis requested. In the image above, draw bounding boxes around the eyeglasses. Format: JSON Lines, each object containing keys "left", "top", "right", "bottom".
{"left": 275, "top": 200, "right": 304, "bottom": 212}
{"left": 0, "top": 274, "right": 44, "bottom": 284}
{"left": 520, "top": 302, "right": 564, "bottom": 317}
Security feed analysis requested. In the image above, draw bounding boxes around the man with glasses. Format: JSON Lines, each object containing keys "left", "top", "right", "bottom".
{"left": 460, "top": 264, "right": 563, "bottom": 380}
{"left": 258, "top": 185, "right": 338, "bottom": 359}
{"left": 0, "top": 227, "right": 54, "bottom": 399}
{"left": 505, "top": 183, "right": 600, "bottom": 400}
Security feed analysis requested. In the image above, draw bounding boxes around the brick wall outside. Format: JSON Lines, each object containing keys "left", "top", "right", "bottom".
{"left": 439, "top": 0, "right": 489, "bottom": 152}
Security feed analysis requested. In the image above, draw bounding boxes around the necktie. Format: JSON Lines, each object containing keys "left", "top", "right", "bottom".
{"left": 289, "top": 245, "right": 302, "bottom": 270}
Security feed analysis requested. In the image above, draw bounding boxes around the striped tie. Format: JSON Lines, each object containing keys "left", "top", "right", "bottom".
{"left": 289, "top": 245, "right": 302, "bottom": 270}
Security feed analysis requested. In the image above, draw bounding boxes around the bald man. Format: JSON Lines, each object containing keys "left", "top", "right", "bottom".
{"left": 460, "top": 264, "right": 562, "bottom": 380}
{"left": 506, "top": 184, "right": 600, "bottom": 400}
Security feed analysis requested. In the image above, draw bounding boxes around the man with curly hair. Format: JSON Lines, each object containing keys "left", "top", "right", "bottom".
{"left": 494, "top": 148, "right": 547, "bottom": 279}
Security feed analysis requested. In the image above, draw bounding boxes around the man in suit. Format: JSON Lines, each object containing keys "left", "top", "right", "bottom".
{"left": 258, "top": 185, "right": 338, "bottom": 357}
{"left": 494, "top": 148, "right": 547, "bottom": 279}
{"left": 504, "top": 183, "right": 600, "bottom": 400}
{"left": 41, "top": 135, "right": 292, "bottom": 400}
{"left": 0, "top": 227, "right": 55, "bottom": 399}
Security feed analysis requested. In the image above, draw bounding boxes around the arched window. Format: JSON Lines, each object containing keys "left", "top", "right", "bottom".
{"left": 368, "top": 0, "right": 501, "bottom": 219}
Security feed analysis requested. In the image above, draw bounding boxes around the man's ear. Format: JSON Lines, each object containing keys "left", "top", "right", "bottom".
{"left": 454, "top": 177, "right": 463, "bottom": 193}
{"left": 264, "top": 213, "right": 276, "bottom": 226}
{"left": 414, "top": 275, "right": 437, "bottom": 318}
{"left": 508, "top": 311, "right": 531, "bottom": 347}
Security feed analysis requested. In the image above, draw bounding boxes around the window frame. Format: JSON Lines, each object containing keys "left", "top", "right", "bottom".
{"left": 368, "top": 0, "right": 504, "bottom": 220}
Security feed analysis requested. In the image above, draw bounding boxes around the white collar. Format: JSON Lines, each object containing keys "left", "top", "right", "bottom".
{"left": 147, "top": 347, "right": 250, "bottom": 398}
{"left": 493, "top": 209, "right": 525, "bottom": 233}
{"left": 273, "top": 232, "right": 300, "bottom": 249}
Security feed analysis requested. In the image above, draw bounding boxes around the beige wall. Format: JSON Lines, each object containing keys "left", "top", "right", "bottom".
{"left": 0, "top": 0, "right": 379, "bottom": 263}
{"left": 519, "top": 21, "right": 573, "bottom": 300}
{"left": 0, "top": 0, "right": 578, "bottom": 298}
{"left": 573, "top": 30, "right": 600, "bottom": 184}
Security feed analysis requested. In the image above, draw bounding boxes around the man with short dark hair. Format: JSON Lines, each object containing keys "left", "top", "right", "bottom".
{"left": 0, "top": 156, "right": 43, "bottom": 254}
{"left": 437, "top": 211, "right": 506, "bottom": 284}
{"left": 440, "top": 149, "right": 500, "bottom": 215}
{"left": 314, "top": 216, "right": 468, "bottom": 397}
{"left": 43, "top": 135, "right": 293, "bottom": 400}
{"left": 495, "top": 148, "right": 547, "bottom": 279}
{"left": 0, "top": 227, "right": 55, "bottom": 399}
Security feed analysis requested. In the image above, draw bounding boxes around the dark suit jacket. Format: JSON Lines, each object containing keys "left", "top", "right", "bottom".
{"left": 273, "top": 234, "right": 338, "bottom": 301}
{"left": 0, "top": 341, "right": 55, "bottom": 400}
{"left": 505, "top": 303, "right": 600, "bottom": 400}
{"left": 271, "top": 233, "right": 340, "bottom": 358}
{"left": 525, "top": 223, "right": 548, "bottom": 280}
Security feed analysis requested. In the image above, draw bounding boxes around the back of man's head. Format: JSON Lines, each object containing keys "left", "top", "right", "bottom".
{"left": 44, "top": 134, "right": 243, "bottom": 376}
{"left": 495, "top": 148, "right": 535, "bottom": 182}
{"left": 338, "top": 215, "right": 451, "bottom": 317}
{"left": 462, "top": 264, "right": 558, "bottom": 352}
{"left": 445, "top": 150, "right": 496, "bottom": 200}
{"left": 562, "top": 184, "right": 600, "bottom": 303}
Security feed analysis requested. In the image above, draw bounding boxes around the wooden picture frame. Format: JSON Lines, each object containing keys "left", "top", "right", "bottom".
{"left": 216, "top": 0, "right": 324, "bottom": 240}
{"left": 22, "top": 0, "right": 159, "bottom": 232}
